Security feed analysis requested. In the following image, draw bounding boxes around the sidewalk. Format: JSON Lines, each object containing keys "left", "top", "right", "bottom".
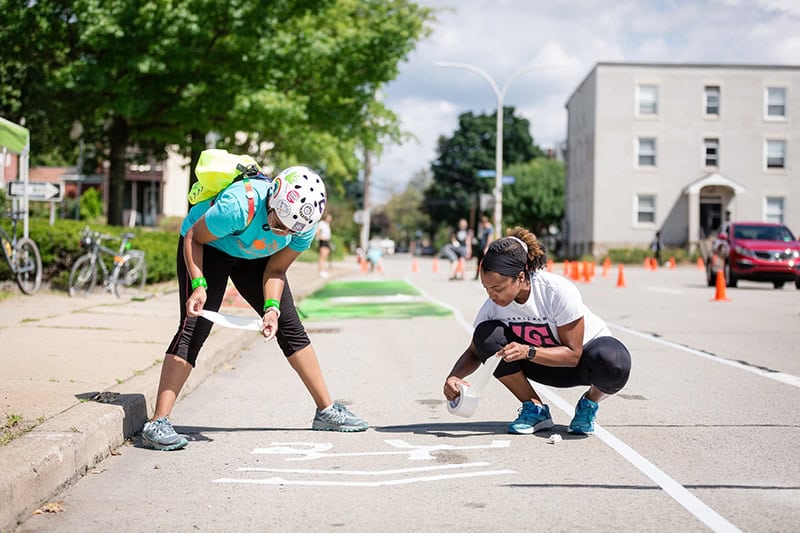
{"left": 0, "top": 258, "right": 353, "bottom": 532}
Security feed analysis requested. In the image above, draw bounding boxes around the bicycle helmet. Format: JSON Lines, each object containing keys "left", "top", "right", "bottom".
{"left": 269, "top": 166, "right": 327, "bottom": 233}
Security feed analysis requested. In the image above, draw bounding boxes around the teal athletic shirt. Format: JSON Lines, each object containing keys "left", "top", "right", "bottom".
{"left": 180, "top": 179, "right": 316, "bottom": 259}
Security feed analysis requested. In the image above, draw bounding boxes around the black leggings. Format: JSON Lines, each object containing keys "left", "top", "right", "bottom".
{"left": 166, "top": 237, "right": 310, "bottom": 366}
{"left": 473, "top": 320, "right": 631, "bottom": 395}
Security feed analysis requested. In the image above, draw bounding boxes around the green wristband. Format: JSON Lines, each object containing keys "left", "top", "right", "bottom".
{"left": 263, "top": 298, "right": 281, "bottom": 312}
{"left": 191, "top": 276, "right": 207, "bottom": 290}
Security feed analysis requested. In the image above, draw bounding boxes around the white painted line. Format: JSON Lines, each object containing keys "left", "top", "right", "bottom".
{"left": 252, "top": 439, "right": 510, "bottom": 461}
{"left": 408, "top": 280, "right": 741, "bottom": 533}
{"left": 609, "top": 322, "right": 800, "bottom": 389}
{"left": 645, "top": 286, "right": 683, "bottom": 294}
{"left": 213, "top": 469, "right": 516, "bottom": 487}
{"left": 237, "top": 462, "right": 494, "bottom": 476}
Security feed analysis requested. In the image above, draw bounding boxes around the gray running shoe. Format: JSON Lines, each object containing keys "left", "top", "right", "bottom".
{"left": 312, "top": 402, "right": 368, "bottom": 432}
{"left": 141, "top": 417, "right": 188, "bottom": 451}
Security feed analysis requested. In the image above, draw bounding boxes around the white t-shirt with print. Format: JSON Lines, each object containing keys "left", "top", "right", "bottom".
{"left": 473, "top": 270, "right": 611, "bottom": 348}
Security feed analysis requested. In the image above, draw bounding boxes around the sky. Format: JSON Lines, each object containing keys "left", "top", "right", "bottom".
{"left": 368, "top": 0, "right": 800, "bottom": 203}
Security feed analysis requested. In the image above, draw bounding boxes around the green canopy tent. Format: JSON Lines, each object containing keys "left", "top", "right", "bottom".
{"left": 0, "top": 117, "right": 31, "bottom": 238}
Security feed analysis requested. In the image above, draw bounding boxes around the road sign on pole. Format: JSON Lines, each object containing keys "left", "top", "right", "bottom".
{"left": 476, "top": 169, "right": 495, "bottom": 178}
{"left": 7, "top": 181, "right": 64, "bottom": 202}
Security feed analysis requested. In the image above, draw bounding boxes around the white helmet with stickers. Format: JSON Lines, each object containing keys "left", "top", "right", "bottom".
{"left": 270, "top": 166, "right": 327, "bottom": 233}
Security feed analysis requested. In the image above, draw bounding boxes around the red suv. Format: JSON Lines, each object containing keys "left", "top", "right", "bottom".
{"left": 708, "top": 222, "right": 800, "bottom": 289}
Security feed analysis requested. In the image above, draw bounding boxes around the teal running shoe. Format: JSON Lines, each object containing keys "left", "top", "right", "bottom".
{"left": 568, "top": 396, "right": 599, "bottom": 435}
{"left": 508, "top": 401, "right": 554, "bottom": 434}
{"left": 141, "top": 417, "right": 188, "bottom": 451}
{"left": 312, "top": 402, "right": 368, "bottom": 432}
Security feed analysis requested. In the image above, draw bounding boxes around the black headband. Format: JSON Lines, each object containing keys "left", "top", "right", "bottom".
{"left": 481, "top": 244, "right": 527, "bottom": 277}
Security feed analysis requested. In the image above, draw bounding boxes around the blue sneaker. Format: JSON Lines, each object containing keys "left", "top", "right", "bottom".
{"left": 568, "top": 396, "right": 599, "bottom": 435}
{"left": 508, "top": 401, "right": 554, "bottom": 434}
{"left": 141, "top": 417, "right": 188, "bottom": 451}
{"left": 312, "top": 402, "right": 368, "bottom": 432}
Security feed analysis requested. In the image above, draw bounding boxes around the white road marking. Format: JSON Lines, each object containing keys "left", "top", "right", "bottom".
{"left": 237, "top": 462, "right": 495, "bottom": 476}
{"left": 410, "top": 279, "right": 742, "bottom": 533}
{"left": 252, "top": 439, "right": 511, "bottom": 461}
{"left": 609, "top": 322, "right": 800, "bottom": 388}
{"left": 213, "top": 469, "right": 516, "bottom": 487}
{"left": 645, "top": 286, "right": 683, "bottom": 294}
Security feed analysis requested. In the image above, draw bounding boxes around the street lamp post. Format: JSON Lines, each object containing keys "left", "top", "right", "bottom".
{"left": 435, "top": 61, "right": 540, "bottom": 239}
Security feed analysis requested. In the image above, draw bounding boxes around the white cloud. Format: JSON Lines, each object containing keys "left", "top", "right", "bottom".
{"left": 369, "top": 0, "right": 800, "bottom": 203}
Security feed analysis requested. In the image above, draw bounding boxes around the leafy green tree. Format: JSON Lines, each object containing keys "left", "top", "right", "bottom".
{"left": 378, "top": 169, "right": 431, "bottom": 246}
{"left": 424, "top": 106, "right": 542, "bottom": 232}
{"left": 503, "top": 158, "right": 564, "bottom": 235}
{"left": 0, "top": 0, "right": 432, "bottom": 225}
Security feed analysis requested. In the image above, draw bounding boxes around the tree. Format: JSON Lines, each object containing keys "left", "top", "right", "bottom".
{"left": 502, "top": 158, "right": 565, "bottom": 235}
{"left": 0, "top": 0, "right": 433, "bottom": 224}
{"left": 424, "top": 106, "right": 542, "bottom": 233}
{"left": 378, "top": 168, "right": 432, "bottom": 246}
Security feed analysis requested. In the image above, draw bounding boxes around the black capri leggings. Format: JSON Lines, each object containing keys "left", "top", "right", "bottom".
{"left": 166, "top": 237, "right": 310, "bottom": 366}
{"left": 472, "top": 320, "right": 631, "bottom": 395}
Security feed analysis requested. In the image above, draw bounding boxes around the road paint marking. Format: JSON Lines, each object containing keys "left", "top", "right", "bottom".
{"left": 252, "top": 439, "right": 511, "bottom": 461}
{"left": 609, "top": 322, "right": 800, "bottom": 389}
{"left": 327, "top": 295, "right": 426, "bottom": 304}
{"left": 410, "top": 280, "right": 741, "bottom": 533}
{"left": 237, "top": 462, "right": 494, "bottom": 476}
{"left": 645, "top": 286, "right": 683, "bottom": 294}
{"left": 213, "top": 469, "right": 516, "bottom": 487}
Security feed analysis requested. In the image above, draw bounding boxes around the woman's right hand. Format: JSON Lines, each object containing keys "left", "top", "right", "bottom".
{"left": 443, "top": 376, "right": 470, "bottom": 401}
{"left": 186, "top": 287, "right": 206, "bottom": 317}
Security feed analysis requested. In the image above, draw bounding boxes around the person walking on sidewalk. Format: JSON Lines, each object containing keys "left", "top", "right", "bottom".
{"left": 443, "top": 227, "right": 631, "bottom": 436}
{"left": 142, "top": 166, "right": 368, "bottom": 451}
{"left": 473, "top": 215, "right": 494, "bottom": 280}
{"left": 316, "top": 213, "right": 333, "bottom": 278}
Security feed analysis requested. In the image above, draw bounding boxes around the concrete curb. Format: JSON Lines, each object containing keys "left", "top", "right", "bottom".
{"left": 0, "top": 260, "right": 339, "bottom": 532}
{"left": 0, "top": 325, "right": 253, "bottom": 532}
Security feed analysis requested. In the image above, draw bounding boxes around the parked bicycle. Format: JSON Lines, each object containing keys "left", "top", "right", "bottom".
{"left": 68, "top": 228, "right": 147, "bottom": 298}
{"left": 0, "top": 211, "right": 42, "bottom": 294}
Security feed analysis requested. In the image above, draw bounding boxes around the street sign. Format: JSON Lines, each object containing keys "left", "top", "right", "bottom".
{"left": 503, "top": 176, "right": 515, "bottom": 185}
{"left": 476, "top": 169, "right": 495, "bottom": 178}
{"left": 7, "top": 181, "right": 64, "bottom": 202}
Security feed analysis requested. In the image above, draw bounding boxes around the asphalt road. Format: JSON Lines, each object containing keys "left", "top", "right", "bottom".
{"left": 16, "top": 256, "right": 800, "bottom": 532}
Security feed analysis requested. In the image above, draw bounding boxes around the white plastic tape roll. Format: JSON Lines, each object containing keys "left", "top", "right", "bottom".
{"left": 446, "top": 356, "right": 501, "bottom": 418}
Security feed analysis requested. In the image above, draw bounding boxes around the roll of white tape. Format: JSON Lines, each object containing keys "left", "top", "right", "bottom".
{"left": 446, "top": 356, "right": 501, "bottom": 418}
{"left": 447, "top": 383, "right": 479, "bottom": 418}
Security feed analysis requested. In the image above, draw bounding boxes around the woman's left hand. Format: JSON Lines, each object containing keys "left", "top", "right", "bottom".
{"left": 498, "top": 342, "right": 528, "bottom": 362}
{"left": 261, "top": 309, "right": 279, "bottom": 341}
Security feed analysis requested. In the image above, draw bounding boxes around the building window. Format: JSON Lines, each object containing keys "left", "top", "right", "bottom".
{"left": 704, "top": 85, "right": 720, "bottom": 116}
{"left": 637, "top": 85, "right": 658, "bottom": 115}
{"left": 765, "top": 197, "right": 785, "bottom": 223}
{"left": 765, "top": 140, "right": 786, "bottom": 169}
{"left": 637, "top": 194, "right": 656, "bottom": 224}
{"left": 765, "top": 87, "right": 787, "bottom": 118}
{"left": 637, "top": 138, "right": 657, "bottom": 167}
{"left": 704, "top": 138, "right": 719, "bottom": 167}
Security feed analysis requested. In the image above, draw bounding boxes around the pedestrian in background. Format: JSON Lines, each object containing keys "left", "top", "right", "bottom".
{"left": 142, "top": 166, "right": 368, "bottom": 451}
{"left": 473, "top": 215, "right": 494, "bottom": 280}
{"left": 439, "top": 218, "right": 472, "bottom": 280}
{"left": 316, "top": 213, "right": 333, "bottom": 278}
{"left": 650, "top": 230, "right": 664, "bottom": 266}
{"left": 443, "top": 226, "right": 632, "bottom": 436}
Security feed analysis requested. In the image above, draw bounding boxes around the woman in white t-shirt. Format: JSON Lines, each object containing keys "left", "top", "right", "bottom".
{"left": 443, "top": 227, "right": 631, "bottom": 435}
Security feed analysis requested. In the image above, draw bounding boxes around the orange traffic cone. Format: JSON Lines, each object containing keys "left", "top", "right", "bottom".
{"left": 456, "top": 257, "right": 465, "bottom": 277}
{"left": 411, "top": 257, "right": 419, "bottom": 273}
{"left": 432, "top": 257, "right": 439, "bottom": 273}
{"left": 712, "top": 270, "right": 730, "bottom": 301}
{"left": 583, "top": 261, "right": 592, "bottom": 283}
{"left": 669, "top": 257, "right": 676, "bottom": 269}
{"left": 696, "top": 256, "right": 705, "bottom": 270}
{"left": 616, "top": 264, "right": 626, "bottom": 288}
{"left": 546, "top": 259, "right": 554, "bottom": 272}
{"left": 644, "top": 257, "right": 652, "bottom": 271}
{"left": 360, "top": 257, "right": 368, "bottom": 273}
{"left": 651, "top": 257, "right": 658, "bottom": 271}
{"left": 602, "top": 257, "right": 611, "bottom": 277}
